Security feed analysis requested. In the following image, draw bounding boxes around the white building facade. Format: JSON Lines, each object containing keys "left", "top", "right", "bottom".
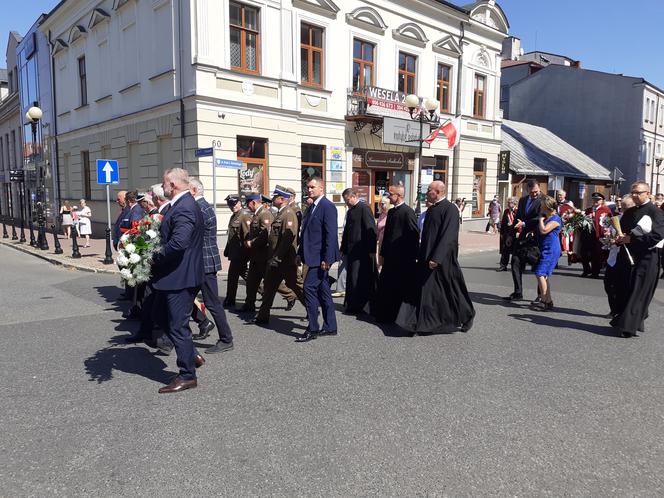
{"left": 642, "top": 83, "right": 664, "bottom": 194}
{"left": 41, "top": 0, "right": 508, "bottom": 233}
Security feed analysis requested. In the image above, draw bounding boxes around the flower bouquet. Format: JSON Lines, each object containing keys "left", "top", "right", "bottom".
{"left": 562, "top": 211, "right": 592, "bottom": 236}
{"left": 116, "top": 214, "right": 162, "bottom": 286}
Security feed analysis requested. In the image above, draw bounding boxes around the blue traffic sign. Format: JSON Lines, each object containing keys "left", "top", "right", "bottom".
{"left": 195, "top": 147, "right": 214, "bottom": 157}
{"left": 215, "top": 158, "right": 244, "bottom": 170}
{"left": 97, "top": 159, "right": 119, "bottom": 185}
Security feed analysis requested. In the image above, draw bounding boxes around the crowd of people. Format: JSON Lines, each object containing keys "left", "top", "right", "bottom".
{"left": 104, "top": 168, "right": 662, "bottom": 393}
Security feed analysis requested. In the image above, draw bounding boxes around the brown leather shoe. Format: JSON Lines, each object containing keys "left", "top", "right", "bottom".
{"left": 195, "top": 354, "right": 205, "bottom": 368}
{"left": 158, "top": 377, "right": 197, "bottom": 394}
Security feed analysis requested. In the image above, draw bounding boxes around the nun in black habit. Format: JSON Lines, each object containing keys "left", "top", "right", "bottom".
{"left": 372, "top": 185, "right": 419, "bottom": 323}
{"left": 397, "top": 181, "right": 475, "bottom": 334}
{"left": 610, "top": 183, "right": 664, "bottom": 337}
{"left": 340, "top": 189, "right": 377, "bottom": 313}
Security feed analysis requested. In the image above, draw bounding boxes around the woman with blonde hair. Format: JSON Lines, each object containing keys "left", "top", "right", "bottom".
{"left": 376, "top": 195, "right": 391, "bottom": 270}
{"left": 59, "top": 200, "right": 73, "bottom": 239}
{"left": 77, "top": 198, "right": 92, "bottom": 247}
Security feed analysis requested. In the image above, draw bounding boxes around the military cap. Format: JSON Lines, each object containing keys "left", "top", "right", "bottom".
{"left": 225, "top": 194, "right": 240, "bottom": 206}
{"left": 245, "top": 193, "right": 261, "bottom": 202}
{"left": 272, "top": 187, "right": 292, "bottom": 199}
{"left": 591, "top": 192, "right": 605, "bottom": 200}
{"left": 261, "top": 195, "right": 273, "bottom": 204}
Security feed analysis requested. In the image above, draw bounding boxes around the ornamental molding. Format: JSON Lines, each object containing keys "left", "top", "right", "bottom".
{"left": 345, "top": 6, "right": 387, "bottom": 35}
{"left": 88, "top": 8, "right": 111, "bottom": 30}
{"left": 292, "top": 0, "right": 340, "bottom": 19}
{"left": 433, "top": 35, "right": 462, "bottom": 56}
{"left": 392, "top": 22, "right": 428, "bottom": 48}
{"left": 68, "top": 25, "right": 87, "bottom": 45}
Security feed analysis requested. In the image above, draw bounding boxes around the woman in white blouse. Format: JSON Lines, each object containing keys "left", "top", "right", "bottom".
{"left": 77, "top": 198, "right": 92, "bottom": 247}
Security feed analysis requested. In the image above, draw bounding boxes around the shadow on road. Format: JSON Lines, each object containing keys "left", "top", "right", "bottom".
{"left": 509, "top": 313, "right": 618, "bottom": 337}
{"left": 84, "top": 343, "right": 176, "bottom": 384}
{"left": 470, "top": 291, "right": 607, "bottom": 318}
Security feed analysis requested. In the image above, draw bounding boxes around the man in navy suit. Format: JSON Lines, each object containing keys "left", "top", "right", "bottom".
{"left": 296, "top": 177, "right": 340, "bottom": 342}
{"left": 504, "top": 179, "right": 543, "bottom": 301}
{"left": 152, "top": 168, "right": 205, "bottom": 393}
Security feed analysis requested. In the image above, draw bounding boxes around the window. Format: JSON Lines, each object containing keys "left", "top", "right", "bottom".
{"left": 237, "top": 137, "right": 268, "bottom": 195}
{"left": 433, "top": 155, "right": 448, "bottom": 184}
{"left": 7, "top": 70, "right": 12, "bottom": 93}
{"left": 301, "top": 23, "right": 324, "bottom": 88}
{"left": 229, "top": 2, "right": 260, "bottom": 74}
{"left": 472, "top": 158, "right": 486, "bottom": 217}
{"left": 352, "top": 39, "right": 375, "bottom": 94}
{"left": 398, "top": 52, "right": 416, "bottom": 94}
{"left": 473, "top": 74, "right": 486, "bottom": 118}
{"left": 78, "top": 56, "right": 87, "bottom": 106}
{"left": 660, "top": 104, "right": 664, "bottom": 127}
{"left": 436, "top": 63, "right": 452, "bottom": 113}
{"left": 301, "top": 144, "right": 325, "bottom": 195}
{"left": 81, "top": 150, "right": 91, "bottom": 200}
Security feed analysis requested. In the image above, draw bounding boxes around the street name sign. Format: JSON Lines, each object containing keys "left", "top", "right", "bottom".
{"left": 195, "top": 147, "right": 214, "bottom": 157}
{"left": 96, "top": 159, "right": 119, "bottom": 185}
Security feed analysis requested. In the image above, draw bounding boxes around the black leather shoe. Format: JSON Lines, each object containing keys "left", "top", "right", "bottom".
{"left": 206, "top": 340, "right": 234, "bottom": 354}
{"left": 247, "top": 318, "right": 269, "bottom": 326}
{"left": 285, "top": 299, "right": 296, "bottom": 311}
{"left": 495, "top": 266, "right": 507, "bottom": 272}
{"left": 126, "top": 305, "right": 142, "bottom": 320}
{"left": 530, "top": 296, "right": 542, "bottom": 305}
{"left": 503, "top": 293, "right": 523, "bottom": 301}
{"left": 295, "top": 330, "right": 318, "bottom": 342}
{"left": 460, "top": 318, "right": 473, "bottom": 332}
{"left": 192, "top": 320, "right": 215, "bottom": 340}
{"left": 123, "top": 334, "right": 146, "bottom": 344}
{"left": 318, "top": 329, "right": 338, "bottom": 337}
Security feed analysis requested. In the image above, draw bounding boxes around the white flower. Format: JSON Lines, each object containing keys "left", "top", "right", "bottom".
{"left": 120, "top": 233, "right": 130, "bottom": 243}
{"left": 129, "top": 253, "right": 141, "bottom": 264}
{"left": 145, "top": 229, "right": 157, "bottom": 240}
{"left": 125, "top": 243, "right": 136, "bottom": 254}
{"left": 116, "top": 254, "right": 129, "bottom": 267}
{"left": 120, "top": 268, "right": 132, "bottom": 280}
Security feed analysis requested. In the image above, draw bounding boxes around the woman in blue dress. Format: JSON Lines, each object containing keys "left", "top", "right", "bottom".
{"left": 531, "top": 196, "right": 562, "bottom": 311}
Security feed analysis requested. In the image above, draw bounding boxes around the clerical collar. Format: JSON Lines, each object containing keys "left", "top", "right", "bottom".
{"left": 434, "top": 197, "right": 446, "bottom": 205}
{"left": 394, "top": 201, "right": 404, "bottom": 208}
{"left": 637, "top": 200, "right": 651, "bottom": 207}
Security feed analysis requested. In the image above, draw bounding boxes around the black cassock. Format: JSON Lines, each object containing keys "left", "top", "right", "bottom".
{"left": 372, "top": 203, "right": 419, "bottom": 323}
{"left": 340, "top": 201, "right": 377, "bottom": 313}
{"left": 397, "top": 199, "right": 475, "bottom": 333}
{"left": 610, "top": 202, "right": 664, "bottom": 335}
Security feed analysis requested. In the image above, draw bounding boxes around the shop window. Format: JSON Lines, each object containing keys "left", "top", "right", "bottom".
{"left": 473, "top": 74, "right": 486, "bottom": 118}
{"left": 436, "top": 63, "right": 451, "bottom": 113}
{"left": 434, "top": 155, "right": 448, "bottom": 184}
{"left": 352, "top": 39, "right": 375, "bottom": 94}
{"left": 237, "top": 137, "right": 268, "bottom": 195}
{"left": 81, "top": 150, "right": 91, "bottom": 200}
{"left": 472, "top": 158, "right": 486, "bottom": 217}
{"left": 230, "top": 2, "right": 260, "bottom": 74}
{"left": 398, "top": 52, "right": 416, "bottom": 94}
{"left": 301, "top": 23, "right": 324, "bottom": 88}
{"left": 301, "top": 144, "right": 325, "bottom": 194}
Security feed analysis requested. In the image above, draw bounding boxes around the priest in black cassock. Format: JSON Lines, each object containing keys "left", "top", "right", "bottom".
{"left": 339, "top": 188, "right": 377, "bottom": 313}
{"left": 397, "top": 181, "right": 475, "bottom": 334}
{"left": 372, "top": 184, "right": 419, "bottom": 323}
{"left": 610, "top": 182, "right": 664, "bottom": 338}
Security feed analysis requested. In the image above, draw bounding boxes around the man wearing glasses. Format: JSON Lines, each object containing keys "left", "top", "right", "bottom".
{"left": 610, "top": 182, "right": 664, "bottom": 338}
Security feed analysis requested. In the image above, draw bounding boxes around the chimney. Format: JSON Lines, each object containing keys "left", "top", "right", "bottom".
{"left": 501, "top": 36, "right": 521, "bottom": 61}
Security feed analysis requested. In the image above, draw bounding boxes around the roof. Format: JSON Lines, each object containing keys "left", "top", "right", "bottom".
{"left": 501, "top": 120, "right": 612, "bottom": 181}
{"left": 501, "top": 59, "right": 542, "bottom": 69}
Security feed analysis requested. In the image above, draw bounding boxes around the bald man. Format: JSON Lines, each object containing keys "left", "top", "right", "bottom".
{"left": 372, "top": 184, "right": 419, "bottom": 323}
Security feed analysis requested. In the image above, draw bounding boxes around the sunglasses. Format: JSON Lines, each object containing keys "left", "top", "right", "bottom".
{"left": 630, "top": 191, "right": 648, "bottom": 195}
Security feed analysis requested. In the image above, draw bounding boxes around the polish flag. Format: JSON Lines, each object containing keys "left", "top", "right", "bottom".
{"left": 423, "top": 116, "right": 462, "bottom": 148}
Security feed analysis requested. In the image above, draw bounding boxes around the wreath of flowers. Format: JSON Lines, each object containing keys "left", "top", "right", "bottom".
{"left": 562, "top": 212, "right": 593, "bottom": 236}
{"left": 116, "top": 214, "right": 163, "bottom": 287}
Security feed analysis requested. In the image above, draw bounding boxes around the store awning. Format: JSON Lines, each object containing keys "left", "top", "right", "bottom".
{"left": 501, "top": 120, "right": 612, "bottom": 181}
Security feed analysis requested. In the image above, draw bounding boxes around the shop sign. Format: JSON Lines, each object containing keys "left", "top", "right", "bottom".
{"left": 239, "top": 163, "right": 264, "bottom": 196}
{"left": 498, "top": 151, "right": 510, "bottom": 181}
{"left": 365, "top": 86, "right": 419, "bottom": 120}
{"left": 352, "top": 170, "right": 371, "bottom": 203}
{"left": 352, "top": 149, "right": 414, "bottom": 170}
{"left": 383, "top": 117, "right": 430, "bottom": 149}
{"left": 329, "top": 146, "right": 344, "bottom": 161}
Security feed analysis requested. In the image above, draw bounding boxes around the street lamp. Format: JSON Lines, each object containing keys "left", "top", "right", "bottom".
{"left": 405, "top": 94, "right": 439, "bottom": 214}
{"left": 26, "top": 105, "right": 48, "bottom": 250}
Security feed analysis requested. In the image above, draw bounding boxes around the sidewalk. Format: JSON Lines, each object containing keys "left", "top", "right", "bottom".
{"left": 0, "top": 220, "right": 499, "bottom": 275}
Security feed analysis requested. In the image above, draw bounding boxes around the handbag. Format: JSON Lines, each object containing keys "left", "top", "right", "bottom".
{"left": 515, "top": 232, "right": 541, "bottom": 265}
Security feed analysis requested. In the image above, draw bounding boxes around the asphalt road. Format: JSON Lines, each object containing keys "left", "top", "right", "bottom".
{"left": 1, "top": 245, "right": 663, "bottom": 497}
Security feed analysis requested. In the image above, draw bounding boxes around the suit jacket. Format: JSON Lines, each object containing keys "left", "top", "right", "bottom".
{"left": 196, "top": 197, "right": 222, "bottom": 274}
{"left": 152, "top": 192, "right": 204, "bottom": 291}
{"left": 113, "top": 206, "right": 129, "bottom": 245}
{"left": 298, "top": 196, "right": 340, "bottom": 267}
{"left": 516, "top": 194, "right": 543, "bottom": 236}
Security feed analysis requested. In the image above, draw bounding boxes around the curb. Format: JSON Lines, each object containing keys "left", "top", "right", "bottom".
{"left": 0, "top": 239, "right": 120, "bottom": 275}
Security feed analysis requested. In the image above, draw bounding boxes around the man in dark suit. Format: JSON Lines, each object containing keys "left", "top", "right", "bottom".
{"left": 188, "top": 178, "right": 234, "bottom": 354}
{"left": 112, "top": 190, "right": 127, "bottom": 251}
{"left": 152, "top": 168, "right": 205, "bottom": 393}
{"left": 296, "top": 177, "right": 340, "bottom": 342}
{"left": 504, "top": 179, "right": 543, "bottom": 301}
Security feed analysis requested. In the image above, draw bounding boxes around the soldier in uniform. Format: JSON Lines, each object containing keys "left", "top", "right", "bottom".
{"left": 251, "top": 187, "right": 305, "bottom": 324}
{"left": 240, "top": 194, "right": 274, "bottom": 312}
{"left": 223, "top": 195, "right": 252, "bottom": 307}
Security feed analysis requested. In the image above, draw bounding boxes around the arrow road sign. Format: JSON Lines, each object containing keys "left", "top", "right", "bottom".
{"left": 97, "top": 159, "right": 119, "bottom": 185}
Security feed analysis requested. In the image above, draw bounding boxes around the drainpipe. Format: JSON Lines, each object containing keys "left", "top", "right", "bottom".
{"left": 177, "top": 0, "right": 186, "bottom": 168}
{"left": 451, "top": 21, "right": 467, "bottom": 203}
{"left": 47, "top": 29, "right": 62, "bottom": 216}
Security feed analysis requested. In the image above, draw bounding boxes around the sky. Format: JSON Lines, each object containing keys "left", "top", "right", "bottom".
{"left": 1, "top": 0, "right": 663, "bottom": 89}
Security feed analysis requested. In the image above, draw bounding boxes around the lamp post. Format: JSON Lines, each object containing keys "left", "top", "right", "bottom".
{"left": 404, "top": 94, "right": 440, "bottom": 215}
{"left": 26, "top": 105, "right": 48, "bottom": 250}
{"left": 655, "top": 154, "right": 663, "bottom": 194}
